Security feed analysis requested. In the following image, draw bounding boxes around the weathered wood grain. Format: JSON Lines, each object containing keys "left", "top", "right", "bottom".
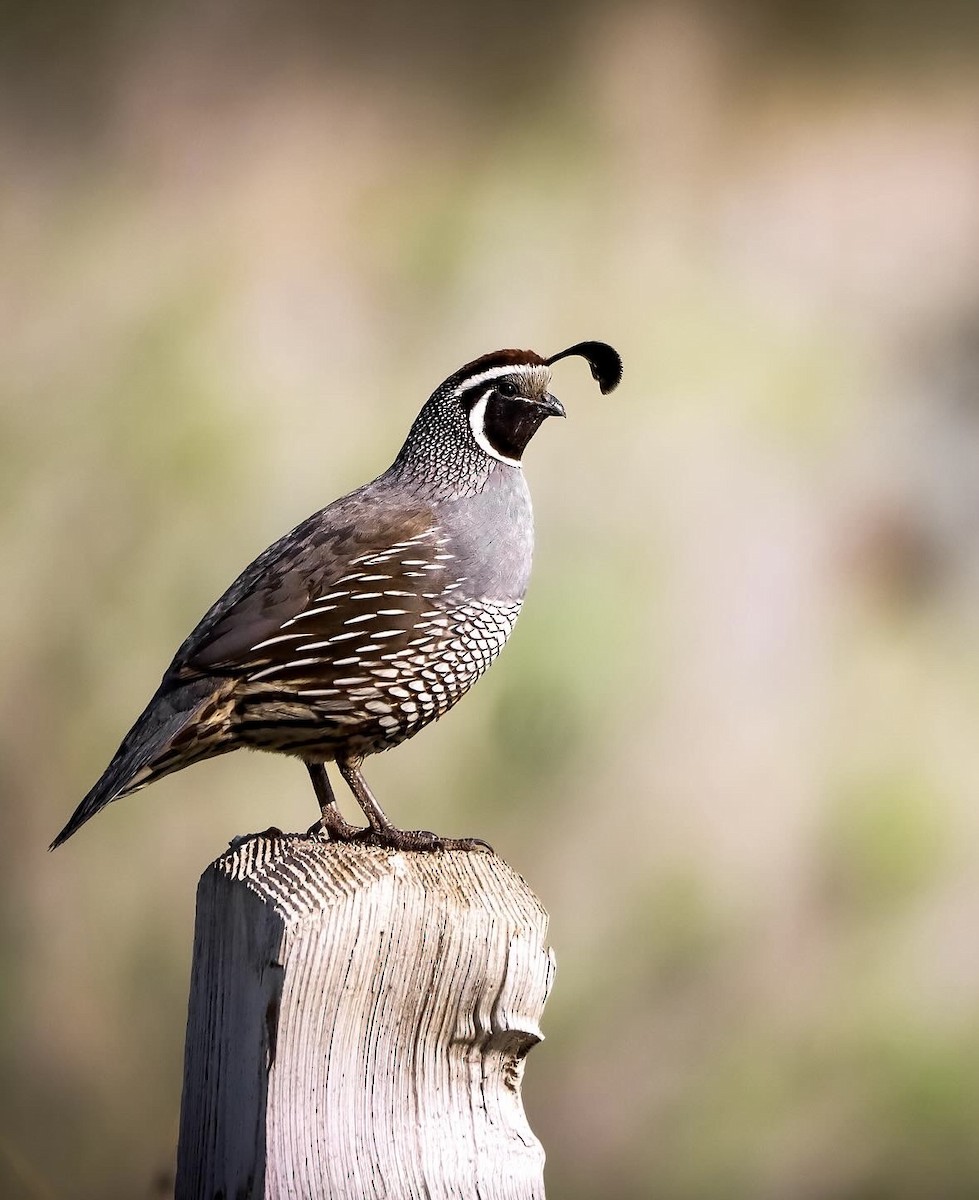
{"left": 176, "top": 833, "right": 554, "bottom": 1200}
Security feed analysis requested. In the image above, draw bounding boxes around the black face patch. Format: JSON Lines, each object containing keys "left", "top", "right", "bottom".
{"left": 481, "top": 393, "right": 548, "bottom": 461}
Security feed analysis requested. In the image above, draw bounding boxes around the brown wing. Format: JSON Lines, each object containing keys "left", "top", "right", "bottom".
{"left": 173, "top": 491, "right": 456, "bottom": 687}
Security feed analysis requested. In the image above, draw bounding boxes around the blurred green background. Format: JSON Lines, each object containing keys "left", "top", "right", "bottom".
{"left": 4, "top": 1, "right": 979, "bottom": 1197}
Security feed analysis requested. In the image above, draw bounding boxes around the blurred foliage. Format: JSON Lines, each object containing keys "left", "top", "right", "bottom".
{"left": 821, "top": 769, "right": 948, "bottom": 915}
{"left": 4, "top": 2, "right": 979, "bottom": 1198}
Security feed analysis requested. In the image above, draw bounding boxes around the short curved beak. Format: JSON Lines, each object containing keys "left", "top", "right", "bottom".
{"left": 539, "top": 393, "right": 566, "bottom": 419}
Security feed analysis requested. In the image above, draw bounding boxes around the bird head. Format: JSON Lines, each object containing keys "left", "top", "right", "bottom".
{"left": 424, "top": 341, "right": 622, "bottom": 469}
{"left": 391, "top": 341, "right": 621, "bottom": 497}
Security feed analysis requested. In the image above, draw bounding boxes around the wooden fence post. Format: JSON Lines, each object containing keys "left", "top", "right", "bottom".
{"left": 175, "top": 832, "right": 555, "bottom": 1200}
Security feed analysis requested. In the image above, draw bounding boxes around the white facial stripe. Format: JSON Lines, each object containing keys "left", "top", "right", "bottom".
{"left": 449, "top": 362, "right": 547, "bottom": 400}
{"left": 468, "top": 389, "right": 522, "bottom": 467}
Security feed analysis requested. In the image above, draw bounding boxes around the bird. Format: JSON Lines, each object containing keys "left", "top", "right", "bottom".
{"left": 51, "top": 341, "right": 622, "bottom": 852}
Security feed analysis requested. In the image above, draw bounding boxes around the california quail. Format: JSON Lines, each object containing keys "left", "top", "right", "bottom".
{"left": 51, "top": 341, "right": 622, "bottom": 851}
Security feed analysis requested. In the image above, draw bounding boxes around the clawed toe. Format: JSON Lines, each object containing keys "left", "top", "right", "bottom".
{"left": 439, "top": 835, "right": 494, "bottom": 852}
{"left": 347, "top": 826, "right": 438, "bottom": 851}
{"left": 346, "top": 827, "right": 492, "bottom": 853}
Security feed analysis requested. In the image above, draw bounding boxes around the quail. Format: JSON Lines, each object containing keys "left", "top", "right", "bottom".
{"left": 51, "top": 341, "right": 622, "bottom": 851}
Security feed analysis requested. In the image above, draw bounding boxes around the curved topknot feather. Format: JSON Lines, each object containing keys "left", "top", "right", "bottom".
{"left": 545, "top": 341, "right": 622, "bottom": 394}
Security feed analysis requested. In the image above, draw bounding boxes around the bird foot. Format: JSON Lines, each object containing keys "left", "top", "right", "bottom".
{"left": 347, "top": 826, "right": 494, "bottom": 853}
{"left": 306, "top": 814, "right": 365, "bottom": 842}
{"left": 304, "top": 810, "right": 492, "bottom": 853}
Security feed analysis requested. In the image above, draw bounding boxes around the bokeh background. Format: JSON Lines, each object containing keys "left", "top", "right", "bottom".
{"left": 4, "top": 2, "right": 979, "bottom": 1197}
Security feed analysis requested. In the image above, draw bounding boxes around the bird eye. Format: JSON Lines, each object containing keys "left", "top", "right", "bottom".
{"left": 497, "top": 381, "right": 518, "bottom": 398}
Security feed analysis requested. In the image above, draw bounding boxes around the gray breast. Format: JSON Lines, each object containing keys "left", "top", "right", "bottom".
{"left": 435, "top": 462, "right": 534, "bottom": 603}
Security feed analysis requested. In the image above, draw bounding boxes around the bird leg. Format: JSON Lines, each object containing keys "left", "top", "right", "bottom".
{"left": 336, "top": 755, "right": 493, "bottom": 853}
{"left": 305, "top": 762, "right": 362, "bottom": 841}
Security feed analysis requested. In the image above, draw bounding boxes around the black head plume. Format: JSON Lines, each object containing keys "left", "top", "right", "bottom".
{"left": 544, "top": 341, "right": 622, "bottom": 395}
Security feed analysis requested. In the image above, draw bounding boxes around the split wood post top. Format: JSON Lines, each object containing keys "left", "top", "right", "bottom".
{"left": 176, "top": 833, "right": 555, "bottom": 1200}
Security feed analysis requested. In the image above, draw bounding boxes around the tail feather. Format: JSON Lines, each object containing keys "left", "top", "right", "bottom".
{"left": 51, "top": 679, "right": 229, "bottom": 849}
